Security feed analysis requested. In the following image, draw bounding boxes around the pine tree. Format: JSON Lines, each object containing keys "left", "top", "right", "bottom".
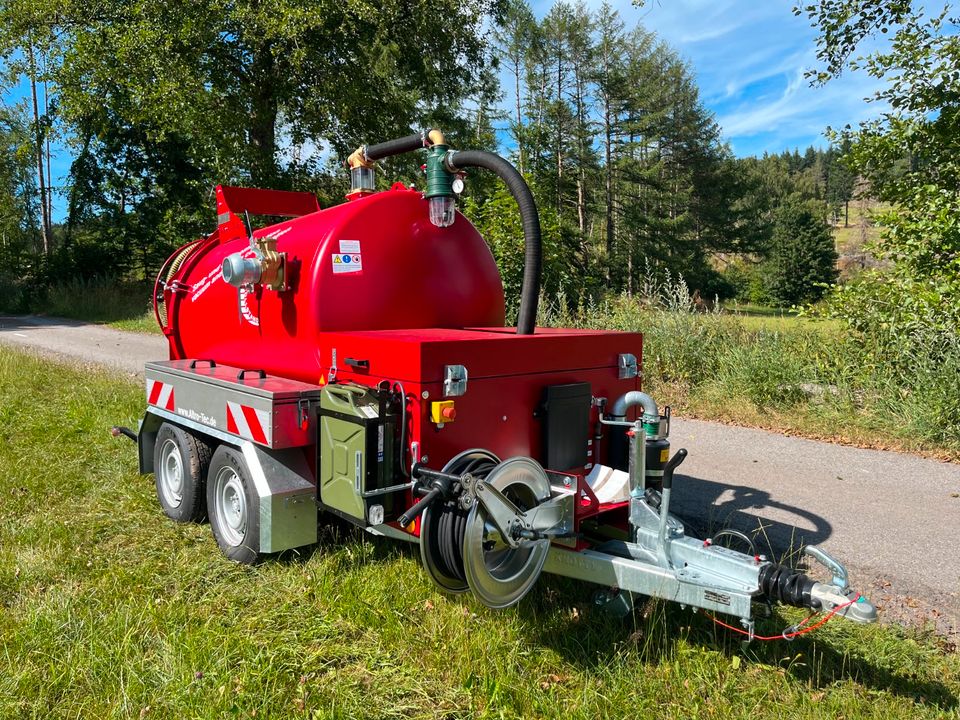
{"left": 764, "top": 199, "right": 838, "bottom": 306}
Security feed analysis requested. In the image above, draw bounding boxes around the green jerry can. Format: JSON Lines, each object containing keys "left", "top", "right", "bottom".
{"left": 318, "top": 383, "right": 398, "bottom": 525}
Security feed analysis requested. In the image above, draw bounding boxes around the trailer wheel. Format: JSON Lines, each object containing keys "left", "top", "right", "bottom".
{"left": 206, "top": 445, "right": 262, "bottom": 565}
{"left": 154, "top": 423, "right": 211, "bottom": 523}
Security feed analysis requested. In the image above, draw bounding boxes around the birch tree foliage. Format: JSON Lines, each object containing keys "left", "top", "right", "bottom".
{"left": 799, "top": 1, "right": 960, "bottom": 343}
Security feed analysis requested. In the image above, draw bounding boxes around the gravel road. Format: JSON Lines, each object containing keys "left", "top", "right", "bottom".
{"left": 2, "top": 314, "right": 958, "bottom": 635}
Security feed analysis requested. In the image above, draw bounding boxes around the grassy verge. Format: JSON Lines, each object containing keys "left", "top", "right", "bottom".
{"left": 541, "top": 291, "right": 960, "bottom": 461}
{"left": 1, "top": 347, "right": 958, "bottom": 718}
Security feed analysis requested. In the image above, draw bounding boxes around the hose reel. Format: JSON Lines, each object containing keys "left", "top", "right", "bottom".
{"left": 417, "top": 451, "right": 557, "bottom": 608}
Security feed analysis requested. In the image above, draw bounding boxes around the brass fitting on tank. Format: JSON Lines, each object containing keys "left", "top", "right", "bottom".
{"left": 347, "top": 146, "right": 377, "bottom": 196}
{"left": 347, "top": 145, "right": 376, "bottom": 170}
{"left": 222, "top": 237, "right": 286, "bottom": 292}
{"left": 255, "top": 236, "right": 286, "bottom": 291}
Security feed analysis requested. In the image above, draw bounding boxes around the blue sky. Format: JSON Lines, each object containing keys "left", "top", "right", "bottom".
{"left": 528, "top": 0, "right": 889, "bottom": 157}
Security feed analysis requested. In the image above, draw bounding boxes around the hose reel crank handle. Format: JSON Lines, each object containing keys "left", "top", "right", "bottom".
{"left": 397, "top": 465, "right": 462, "bottom": 527}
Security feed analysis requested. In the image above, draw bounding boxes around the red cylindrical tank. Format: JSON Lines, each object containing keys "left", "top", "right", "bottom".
{"left": 164, "top": 184, "right": 505, "bottom": 383}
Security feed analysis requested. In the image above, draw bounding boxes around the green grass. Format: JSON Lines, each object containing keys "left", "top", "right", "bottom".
{"left": 719, "top": 303, "right": 842, "bottom": 333}
{"left": 1, "top": 347, "right": 958, "bottom": 718}
{"left": 40, "top": 279, "right": 162, "bottom": 334}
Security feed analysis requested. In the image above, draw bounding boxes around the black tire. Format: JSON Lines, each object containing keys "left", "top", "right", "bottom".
{"left": 153, "top": 422, "right": 211, "bottom": 523}
{"left": 206, "top": 445, "right": 263, "bottom": 565}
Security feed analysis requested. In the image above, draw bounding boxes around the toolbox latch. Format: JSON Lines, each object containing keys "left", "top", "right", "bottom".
{"left": 443, "top": 364, "right": 469, "bottom": 397}
{"left": 618, "top": 353, "right": 639, "bottom": 379}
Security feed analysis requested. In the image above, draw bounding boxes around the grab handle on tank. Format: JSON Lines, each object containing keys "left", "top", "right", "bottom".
{"left": 237, "top": 368, "right": 267, "bottom": 382}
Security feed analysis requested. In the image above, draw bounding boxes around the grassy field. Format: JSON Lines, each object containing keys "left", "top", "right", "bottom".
{"left": 39, "top": 279, "right": 160, "bottom": 333}
{"left": 1, "top": 346, "right": 958, "bottom": 719}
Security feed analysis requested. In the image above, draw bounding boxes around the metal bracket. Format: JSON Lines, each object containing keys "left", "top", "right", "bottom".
{"left": 328, "top": 348, "right": 338, "bottom": 382}
{"left": 466, "top": 478, "right": 572, "bottom": 549}
{"left": 443, "top": 364, "right": 468, "bottom": 397}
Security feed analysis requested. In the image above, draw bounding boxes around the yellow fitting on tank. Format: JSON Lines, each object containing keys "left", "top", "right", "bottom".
{"left": 347, "top": 145, "right": 376, "bottom": 170}
{"left": 427, "top": 129, "right": 446, "bottom": 147}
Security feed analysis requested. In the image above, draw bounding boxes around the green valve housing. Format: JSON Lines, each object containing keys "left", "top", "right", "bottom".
{"left": 424, "top": 144, "right": 453, "bottom": 199}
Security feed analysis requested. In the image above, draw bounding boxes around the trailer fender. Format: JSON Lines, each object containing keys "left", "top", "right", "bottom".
{"left": 138, "top": 410, "right": 164, "bottom": 474}
{"left": 240, "top": 441, "right": 317, "bottom": 553}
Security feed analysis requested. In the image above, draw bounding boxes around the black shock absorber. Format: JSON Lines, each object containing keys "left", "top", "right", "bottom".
{"left": 757, "top": 564, "right": 820, "bottom": 609}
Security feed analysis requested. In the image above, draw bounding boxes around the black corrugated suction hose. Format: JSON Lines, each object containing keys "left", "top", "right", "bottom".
{"left": 447, "top": 150, "right": 541, "bottom": 335}
{"left": 364, "top": 133, "right": 425, "bottom": 161}
{"left": 354, "top": 134, "right": 542, "bottom": 335}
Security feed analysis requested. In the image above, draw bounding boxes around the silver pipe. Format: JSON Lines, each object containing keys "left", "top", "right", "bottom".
{"left": 628, "top": 421, "right": 646, "bottom": 497}
{"left": 610, "top": 391, "right": 659, "bottom": 424}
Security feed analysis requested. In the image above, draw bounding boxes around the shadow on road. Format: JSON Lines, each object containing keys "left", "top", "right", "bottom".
{"left": 670, "top": 473, "right": 833, "bottom": 561}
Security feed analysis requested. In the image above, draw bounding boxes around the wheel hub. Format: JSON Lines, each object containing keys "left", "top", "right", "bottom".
{"left": 215, "top": 468, "right": 247, "bottom": 547}
{"left": 158, "top": 439, "right": 184, "bottom": 508}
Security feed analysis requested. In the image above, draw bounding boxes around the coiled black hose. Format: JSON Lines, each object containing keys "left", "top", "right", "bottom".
{"left": 447, "top": 150, "right": 542, "bottom": 336}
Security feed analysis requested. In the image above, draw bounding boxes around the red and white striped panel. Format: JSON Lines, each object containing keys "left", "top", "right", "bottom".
{"left": 226, "top": 401, "right": 271, "bottom": 445}
{"left": 147, "top": 379, "right": 176, "bottom": 411}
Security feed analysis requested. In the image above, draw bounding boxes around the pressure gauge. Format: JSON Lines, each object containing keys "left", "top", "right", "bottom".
{"left": 452, "top": 175, "right": 465, "bottom": 195}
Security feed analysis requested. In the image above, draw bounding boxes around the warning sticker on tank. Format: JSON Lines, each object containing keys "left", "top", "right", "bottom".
{"left": 332, "top": 252, "right": 362, "bottom": 274}
{"left": 339, "top": 240, "right": 361, "bottom": 254}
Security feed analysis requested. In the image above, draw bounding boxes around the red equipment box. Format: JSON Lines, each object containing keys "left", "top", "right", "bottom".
{"left": 319, "top": 327, "right": 643, "bottom": 471}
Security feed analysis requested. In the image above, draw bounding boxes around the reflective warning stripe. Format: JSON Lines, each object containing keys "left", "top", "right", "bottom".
{"left": 147, "top": 379, "right": 175, "bottom": 411}
{"left": 226, "top": 401, "right": 270, "bottom": 445}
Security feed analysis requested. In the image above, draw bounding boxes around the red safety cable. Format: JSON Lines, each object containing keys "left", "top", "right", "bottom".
{"left": 708, "top": 595, "right": 862, "bottom": 641}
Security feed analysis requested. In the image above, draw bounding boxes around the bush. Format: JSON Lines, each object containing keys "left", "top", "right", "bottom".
{"left": 713, "top": 337, "right": 809, "bottom": 409}
{"left": 719, "top": 258, "right": 771, "bottom": 305}
{"left": 541, "top": 271, "right": 960, "bottom": 452}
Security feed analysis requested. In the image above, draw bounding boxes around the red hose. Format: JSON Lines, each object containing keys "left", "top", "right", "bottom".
{"left": 708, "top": 595, "right": 862, "bottom": 641}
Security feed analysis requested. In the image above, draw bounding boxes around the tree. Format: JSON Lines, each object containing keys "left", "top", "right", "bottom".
{"left": 593, "top": 1, "right": 627, "bottom": 284}
{"left": 764, "top": 199, "right": 838, "bottom": 306}
{"left": 0, "top": 0, "right": 501, "bottom": 278}
{"left": 493, "top": 0, "right": 536, "bottom": 174}
{"left": 798, "top": 1, "right": 960, "bottom": 346}
{"left": 0, "top": 104, "right": 37, "bottom": 255}
{"left": 824, "top": 141, "right": 855, "bottom": 225}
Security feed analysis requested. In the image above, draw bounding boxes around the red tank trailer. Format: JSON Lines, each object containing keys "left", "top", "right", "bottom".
{"left": 122, "top": 128, "right": 876, "bottom": 631}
